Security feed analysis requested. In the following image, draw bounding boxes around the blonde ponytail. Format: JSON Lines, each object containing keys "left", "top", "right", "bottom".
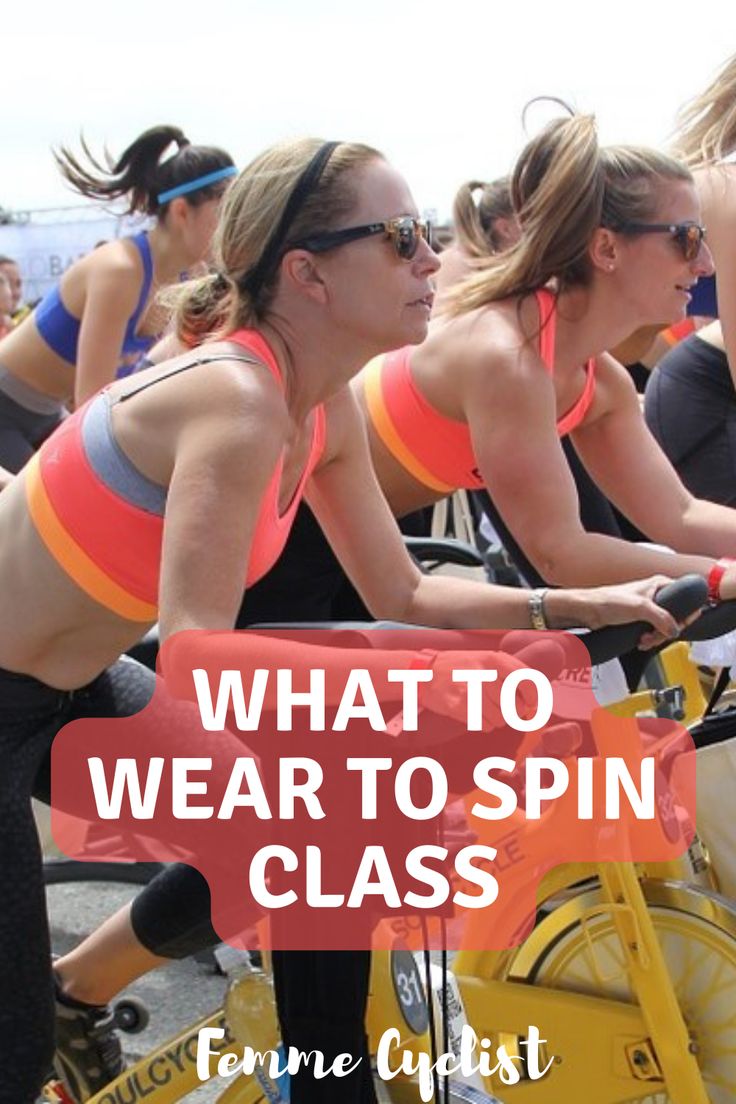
{"left": 447, "top": 105, "right": 692, "bottom": 317}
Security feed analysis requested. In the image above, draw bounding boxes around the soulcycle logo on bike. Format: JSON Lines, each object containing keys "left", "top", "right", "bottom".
{"left": 50, "top": 628, "right": 697, "bottom": 952}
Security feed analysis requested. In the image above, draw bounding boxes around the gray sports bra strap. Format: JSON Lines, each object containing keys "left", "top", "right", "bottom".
{"left": 113, "top": 353, "right": 266, "bottom": 405}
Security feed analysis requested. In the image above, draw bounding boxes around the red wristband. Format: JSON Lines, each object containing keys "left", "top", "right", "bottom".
{"left": 707, "top": 558, "right": 736, "bottom": 604}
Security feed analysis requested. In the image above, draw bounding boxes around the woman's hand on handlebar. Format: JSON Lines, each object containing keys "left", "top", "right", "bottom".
{"left": 553, "top": 575, "right": 683, "bottom": 647}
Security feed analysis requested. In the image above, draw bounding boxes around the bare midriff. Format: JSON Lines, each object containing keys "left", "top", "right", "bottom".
{"left": 0, "top": 478, "right": 152, "bottom": 689}
{"left": 0, "top": 320, "right": 75, "bottom": 401}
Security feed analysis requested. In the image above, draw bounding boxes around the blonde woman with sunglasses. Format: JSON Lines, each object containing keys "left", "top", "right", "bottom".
{"left": 353, "top": 108, "right": 736, "bottom": 603}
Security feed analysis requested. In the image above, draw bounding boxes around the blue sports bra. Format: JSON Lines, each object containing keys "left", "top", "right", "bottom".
{"left": 34, "top": 232, "right": 156, "bottom": 375}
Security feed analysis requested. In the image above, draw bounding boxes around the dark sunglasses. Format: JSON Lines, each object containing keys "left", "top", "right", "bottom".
{"left": 291, "top": 216, "right": 433, "bottom": 262}
{"left": 614, "top": 220, "right": 706, "bottom": 262}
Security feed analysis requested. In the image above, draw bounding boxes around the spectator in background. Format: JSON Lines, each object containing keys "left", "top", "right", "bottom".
{"left": 0, "top": 272, "right": 12, "bottom": 338}
{"left": 0, "top": 256, "right": 24, "bottom": 321}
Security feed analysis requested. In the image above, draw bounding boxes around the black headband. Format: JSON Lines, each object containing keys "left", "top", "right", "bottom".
{"left": 239, "top": 141, "right": 340, "bottom": 299}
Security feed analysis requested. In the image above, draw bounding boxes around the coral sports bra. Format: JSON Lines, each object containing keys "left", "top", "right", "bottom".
{"left": 25, "top": 329, "right": 325, "bottom": 622}
{"left": 363, "top": 287, "right": 596, "bottom": 494}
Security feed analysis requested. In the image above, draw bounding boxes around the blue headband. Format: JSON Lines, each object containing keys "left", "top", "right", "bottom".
{"left": 157, "top": 165, "right": 237, "bottom": 205}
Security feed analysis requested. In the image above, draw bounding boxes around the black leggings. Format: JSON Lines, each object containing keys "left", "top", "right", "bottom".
{"left": 6, "top": 656, "right": 264, "bottom": 1104}
{"left": 0, "top": 386, "right": 63, "bottom": 473}
{"left": 1, "top": 658, "right": 154, "bottom": 1104}
{"left": 271, "top": 948, "right": 376, "bottom": 1104}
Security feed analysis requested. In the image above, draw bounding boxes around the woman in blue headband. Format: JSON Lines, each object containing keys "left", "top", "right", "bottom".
{"left": 0, "top": 125, "right": 236, "bottom": 474}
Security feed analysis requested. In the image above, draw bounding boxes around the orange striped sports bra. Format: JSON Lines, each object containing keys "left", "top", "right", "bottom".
{"left": 363, "top": 288, "right": 596, "bottom": 494}
{"left": 25, "top": 329, "right": 326, "bottom": 622}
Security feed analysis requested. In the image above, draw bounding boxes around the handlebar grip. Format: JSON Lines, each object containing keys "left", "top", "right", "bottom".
{"left": 680, "top": 598, "right": 736, "bottom": 641}
{"left": 651, "top": 574, "right": 708, "bottom": 620}
{"left": 579, "top": 574, "right": 707, "bottom": 666}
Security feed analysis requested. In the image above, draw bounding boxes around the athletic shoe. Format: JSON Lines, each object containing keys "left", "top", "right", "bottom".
{"left": 52, "top": 971, "right": 124, "bottom": 1101}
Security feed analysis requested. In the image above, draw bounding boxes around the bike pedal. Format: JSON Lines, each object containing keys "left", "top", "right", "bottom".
{"left": 112, "top": 994, "right": 150, "bottom": 1033}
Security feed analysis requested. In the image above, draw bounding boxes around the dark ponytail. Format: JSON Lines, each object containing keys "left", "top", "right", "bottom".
{"left": 54, "top": 125, "right": 234, "bottom": 216}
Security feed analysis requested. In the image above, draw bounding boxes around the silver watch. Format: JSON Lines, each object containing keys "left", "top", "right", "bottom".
{"left": 528, "top": 587, "right": 549, "bottom": 631}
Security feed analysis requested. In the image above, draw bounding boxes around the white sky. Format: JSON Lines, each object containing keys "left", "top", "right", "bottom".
{"left": 2, "top": 0, "right": 734, "bottom": 221}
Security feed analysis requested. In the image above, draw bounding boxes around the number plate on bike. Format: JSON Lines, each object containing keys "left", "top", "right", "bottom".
{"left": 391, "top": 948, "right": 429, "bottom": 1035}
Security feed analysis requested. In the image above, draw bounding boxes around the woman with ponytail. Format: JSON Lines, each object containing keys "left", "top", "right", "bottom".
{"left": 435, "top": 176, "right": 520, "bottom": 306}
{"left": 353, "top": 106, "right": 736, "bottom": 595}
{"left": 0, "top": 125, "right": 235, "bottom": 472}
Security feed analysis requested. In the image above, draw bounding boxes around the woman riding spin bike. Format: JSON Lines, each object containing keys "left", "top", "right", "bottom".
{"left": 352, "top": 107, "right": 736, "bottom": 601}
{"left": 0, "top": 136, "right": 682, "bottom": 1104}
{"left": 0, "top": 124, "right": 235, "bottom": 474}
